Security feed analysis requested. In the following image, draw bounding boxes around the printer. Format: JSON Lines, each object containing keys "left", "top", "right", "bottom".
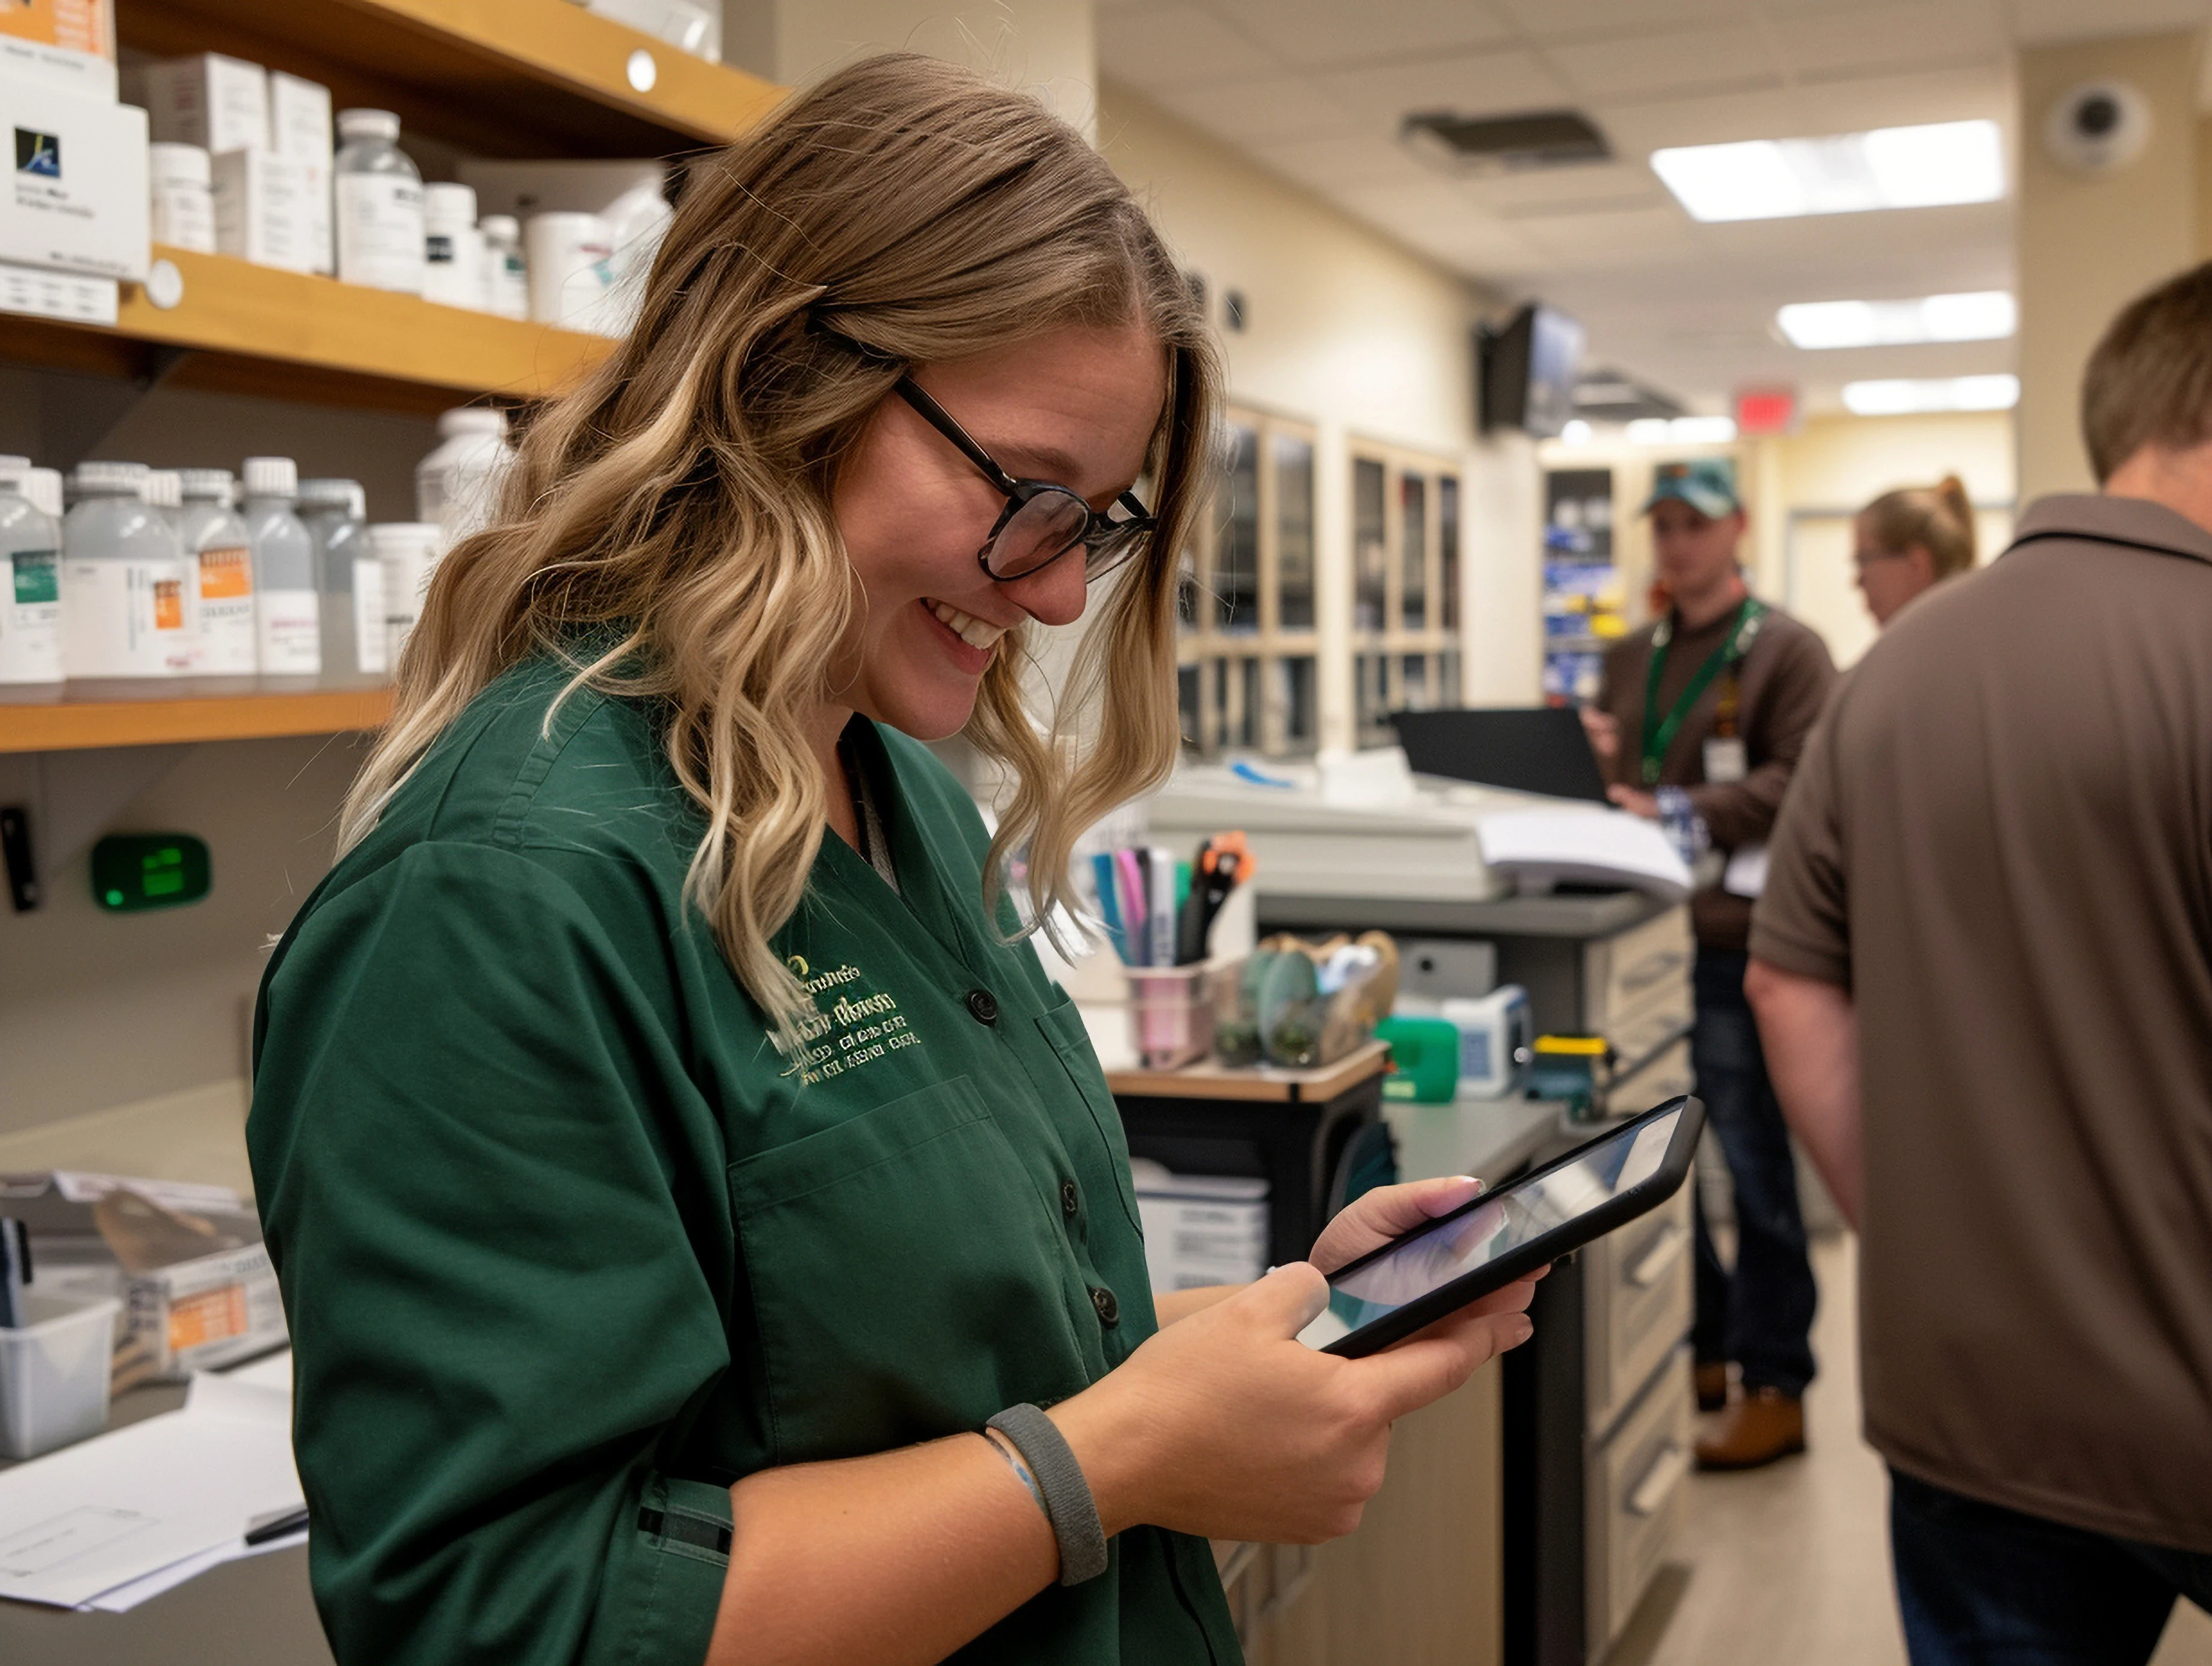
{"left": 1146, "top": 749, "right": 1691, "bottom": 906}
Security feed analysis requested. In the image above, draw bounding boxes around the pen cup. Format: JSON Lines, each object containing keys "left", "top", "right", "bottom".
{"left": 0, "top": 1293, "right": 123, "bottom": 1459}
{"left": 1126, "top": 965, "right": 1219, "bottom": 1071}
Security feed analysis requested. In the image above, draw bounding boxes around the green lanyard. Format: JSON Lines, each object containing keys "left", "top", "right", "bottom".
{"left": 1640, "top": 598, "right": 1766, "bottom": 786}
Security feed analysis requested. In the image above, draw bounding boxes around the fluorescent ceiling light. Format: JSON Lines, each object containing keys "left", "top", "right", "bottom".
{"left": 1560, "top": 419, "right": 1593, "bottom": 445}
{"left": 1842, "top": 374, "right": 2020, "bottom": 415}
{"left": 1626, "top": 415, "right": 1738, "bottom": 445}
{"left": 1778, "top": 290, "right": 2015, "bottom": 349}
{"left": 1652, "top": 120, "right": 2003, "bottom": 223}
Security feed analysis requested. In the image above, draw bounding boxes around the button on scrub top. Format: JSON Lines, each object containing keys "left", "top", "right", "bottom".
{"left": 248, "top": 656, "right": 1241, "bottom": 1666}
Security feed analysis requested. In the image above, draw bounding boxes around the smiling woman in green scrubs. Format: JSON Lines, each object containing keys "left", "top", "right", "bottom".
{"left": 249, "top": 53, "right": 1539, "bottom": 1666}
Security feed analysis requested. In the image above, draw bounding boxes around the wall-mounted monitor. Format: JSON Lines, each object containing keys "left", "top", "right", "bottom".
{"left": 1479, "top": 303, "right": 1585, "bottom": 438}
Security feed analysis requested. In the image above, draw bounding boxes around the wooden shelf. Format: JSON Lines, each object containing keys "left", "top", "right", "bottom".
{"left": 117, "top": 0, "right": 786, "bottom": 159}
{"left": 0, "top": 683, "right": 393, "bottom": 753}
{"left": 8, "top": 247, "right": 615, "bottom": 414}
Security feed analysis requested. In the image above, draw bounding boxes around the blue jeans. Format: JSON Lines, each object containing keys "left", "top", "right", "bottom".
{"left": 1892, "top": 1469, "right": 2212, "bottom": 1665}
{"left": 1688, "top": 948, "right": 1817, "bottom": 1397}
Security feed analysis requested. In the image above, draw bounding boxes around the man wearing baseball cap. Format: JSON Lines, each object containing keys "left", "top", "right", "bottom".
{"left": 1582, "top": 456, "right": 1836, "bottom": 1469}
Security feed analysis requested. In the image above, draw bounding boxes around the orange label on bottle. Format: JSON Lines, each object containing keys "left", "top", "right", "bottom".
{"left": 167, "top": 1284, "right": 248, "bottom": 1353}
{"left": 152, "top": 578, "right": 184, "bottom": 630}
{"left": 198, "top": 545, "right": 252, "bottom": 599}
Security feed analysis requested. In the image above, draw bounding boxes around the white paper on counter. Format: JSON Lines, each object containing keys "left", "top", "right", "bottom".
{"left": 0, "top": 1355, "right": 300, "bottom": 1609}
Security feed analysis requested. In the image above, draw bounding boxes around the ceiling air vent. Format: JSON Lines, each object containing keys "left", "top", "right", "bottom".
{"left": 1402, "top": 109, "right": 1611, "bottom": 175}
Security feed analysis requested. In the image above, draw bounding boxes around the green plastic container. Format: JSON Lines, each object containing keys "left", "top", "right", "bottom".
{"left": 1377, "top": 1016, "right": 1460, "bottom": 1103}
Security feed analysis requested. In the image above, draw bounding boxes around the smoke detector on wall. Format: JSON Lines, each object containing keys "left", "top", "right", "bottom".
{"left": 2043, "top": 80, "right": 2151, "bottom": 174}
{"left": 1402, "top": 110, "right": 1611, "bottom": 176}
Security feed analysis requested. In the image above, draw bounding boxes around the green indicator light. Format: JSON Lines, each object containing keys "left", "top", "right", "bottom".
{"left": 105, "top": 889, "right": 124, "bottom": 907}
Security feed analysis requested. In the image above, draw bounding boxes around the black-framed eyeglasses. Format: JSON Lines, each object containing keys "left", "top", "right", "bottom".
{"left": 895, "top": 377, "right": 1156, "bottom": 583}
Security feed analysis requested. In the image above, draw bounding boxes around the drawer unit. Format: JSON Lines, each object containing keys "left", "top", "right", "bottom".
{"left": 1605, "top": 1037, "right": 1693, "bottom": 1118}
{"left": 1604, "top": 980, "right": 1693, "bottom": 1078}
{"left": 1582, "top": 906, "right": 1694, "bottom": 1035}
{"left": 1581, "top": 1180, "right": 1694, "bottom": 1436}
{"left": 1587, "top": 1348, "right": 1694, "bottom": 1652}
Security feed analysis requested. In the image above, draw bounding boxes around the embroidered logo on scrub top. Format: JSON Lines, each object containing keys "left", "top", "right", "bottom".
{"left": 771, "top": 955, "right": 922, "bottom": 1084}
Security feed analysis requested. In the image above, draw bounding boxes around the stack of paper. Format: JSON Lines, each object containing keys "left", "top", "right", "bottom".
{"left": 0, "top": 1350, "right": 301, "bottom": 1613}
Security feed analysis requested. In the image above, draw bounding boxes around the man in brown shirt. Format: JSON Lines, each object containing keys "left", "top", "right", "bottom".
{"left": 1587, "top": 458, "right": 1835, "bottom": 1469}
{"left": 1750, "top": 265, "right": 2212, "bottom": 1661}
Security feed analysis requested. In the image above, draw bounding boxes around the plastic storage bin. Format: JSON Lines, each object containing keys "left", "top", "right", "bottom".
{"left": 0, "top": 1293, "right": 121, "bottom": 1459}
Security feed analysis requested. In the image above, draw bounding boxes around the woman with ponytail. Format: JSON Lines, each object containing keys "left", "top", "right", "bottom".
{"left": 247, "top": 54, "right": 1538, "bottom": 1666}
{"left": 1853, "top": 474, "right": 1978, "bottom": 627}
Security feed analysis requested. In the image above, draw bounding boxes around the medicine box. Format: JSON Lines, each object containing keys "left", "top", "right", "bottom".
{"left": 0, "top": 75, "right": 147, "bottom": 279}
{"left": 267, "top": 71, "right": 331, "bottom": 273}
{"left": 0, "top": 0, "right": 114, "bottom": 60}
{"left": 0, "top": 257, "right": 118, "bottom": 324}
{"left": 123, "top": 1242, "right": 287, "bottom": 1379}
{"left": 211, "top": 148, "right": 315, "bottom": 272}
{"left": 136, "top": 51, "right": 268, "bottom": 157}
{"left": 0, "top": 34, "right": 118, "bottom": 102}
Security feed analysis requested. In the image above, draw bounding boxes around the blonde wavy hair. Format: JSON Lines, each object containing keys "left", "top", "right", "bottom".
{"left": 339, "top": 53, "right": 1223, "bottom": 1035}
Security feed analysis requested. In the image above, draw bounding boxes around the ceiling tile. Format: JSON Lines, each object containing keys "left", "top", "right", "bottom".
{"left": 2007, "top": 0, "right": 2211, "bottom": 46}
{"left": 1142, "top": 73, "right": 1363, "bottom": 146}
{"left": 1312, "top": 48, "right": 1573, "bottom": 138}
{"left": 1544, "top": 23, "right": 1784, "bottom": 101}
{"left": 1591, "top": 60, "right": 2007, "bottom": 154}
{"left": 1460, "top": 158, "right": 1670, "bottom": 211}
{"left": 1767, "top": 4, "right": 2003, "bottom": 77}
{"left": 1494, "top": 0, "right": 1756, "bottom": 39}
{"left": 1095, "top": 5, "right": 1281, "bottom": 86}
{"left": 1211, "top": 0, "right": 1515, "bottom": 69}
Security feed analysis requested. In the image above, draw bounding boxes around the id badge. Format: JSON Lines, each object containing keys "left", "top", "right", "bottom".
{"left": 1703, "top": 736, "right": 1748, "bottom": 784}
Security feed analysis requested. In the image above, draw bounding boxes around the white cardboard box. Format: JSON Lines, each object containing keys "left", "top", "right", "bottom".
{"left": 211, "top": 148, "right": 314, "bottom": 272}
{"left": 266, "top": 72, "right": 332, "bottom": 273}
{"left": 136, "top": 51, "right": 268, "bottom": 156}
{"left": 0, "top": 254, "right": 117, "bottom": 322}
{"left": 0, "top": 34, "right": 117, "bottom": 101}
{"left": 0, "top": 76, "right": 146, "bottom": 279}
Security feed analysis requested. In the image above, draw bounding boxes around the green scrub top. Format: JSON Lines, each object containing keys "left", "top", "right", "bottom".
{"left": 248, "top": 656, "right": 1242, "bottom": 1666}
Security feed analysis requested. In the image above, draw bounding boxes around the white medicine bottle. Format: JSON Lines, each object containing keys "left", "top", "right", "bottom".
{"left": 334, "top": 109, "right": 424, "bottom": 294}
{"left": 415, "top": 408, "right": 513, "bottom": 546}
{"left": 478, "top": 214, "right": 528, "bottom": 320}
{"left": 298, "top": 479, "right": 376, "bottom": 677}
{"left": 241, "top": 457, "right": 321, "bottom": 677}
{"left": 0, "top": 460, "right": 63, "bottom": 686}
{"left": 62, "top": 461, "right": 194, "bottom": 679}
{"left": 421, "top": 182, "right": 483, "bottom": 311}
{"left": 177, "top": 469, "right": 257, "bottom": 676}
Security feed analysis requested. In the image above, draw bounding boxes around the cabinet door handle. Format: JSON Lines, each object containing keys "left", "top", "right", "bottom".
{"left": 1628, "top": 1443, "right": 1691, "bottom": 1517}
{"left": 1628, "top": 1224, "right": 1688, "bottom": 1289}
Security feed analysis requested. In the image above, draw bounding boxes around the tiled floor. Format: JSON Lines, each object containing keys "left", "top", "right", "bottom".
{"left": 1615, "top": 1235, "right": 2212, "bottom": 1666}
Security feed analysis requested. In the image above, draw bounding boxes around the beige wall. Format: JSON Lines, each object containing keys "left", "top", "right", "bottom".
{"left": 2015, "top": 31, "right": 2200, "bottom": 500}
{"left": 0, "top": 735, "right": 369, "bottom": 1141}
{"left": 1098, "top": 86, "right": 1542, "bottom": 746}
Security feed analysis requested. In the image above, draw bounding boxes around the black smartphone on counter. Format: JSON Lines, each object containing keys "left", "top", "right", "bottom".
{"left": 1302, "top": 1096, "right": 1704, "bottom": 1358}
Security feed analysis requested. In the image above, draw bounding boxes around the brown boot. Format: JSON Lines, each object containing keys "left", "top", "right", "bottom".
{"left": 1694, "top": 1386, "right": 1806, "bottom": 1471}
{"left": 1694, "top": 1361, "right": 1728, "bottom": 1413}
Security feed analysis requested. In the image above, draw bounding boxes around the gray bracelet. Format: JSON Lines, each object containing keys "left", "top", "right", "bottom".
{"left": 986, "top": 1403, "right": 1109, "bottom": 1586}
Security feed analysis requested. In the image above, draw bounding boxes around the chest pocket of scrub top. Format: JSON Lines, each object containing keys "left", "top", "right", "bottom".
{"left": 1036, "top": 998, "right": 1143, "bottom": 1235}
{"left": 728, "top": 1076, "right": 1088, "bottom": 1467}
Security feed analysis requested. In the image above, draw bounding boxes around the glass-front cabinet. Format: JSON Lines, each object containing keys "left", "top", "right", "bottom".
{"left": 1178, "top": 409, "right": 1321, "bottom": 757}
{"left": 1350, "top": 441, "right": 1463, "bottom": 746}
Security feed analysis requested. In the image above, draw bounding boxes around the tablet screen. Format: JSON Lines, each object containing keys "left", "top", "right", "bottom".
{"left": 1301, "top": 1105, "right": 1684, "bottom": 1350}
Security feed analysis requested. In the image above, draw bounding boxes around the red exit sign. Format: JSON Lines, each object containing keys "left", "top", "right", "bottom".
{"left": 1735, "top": 387, "right": 1798, "bottom": 436}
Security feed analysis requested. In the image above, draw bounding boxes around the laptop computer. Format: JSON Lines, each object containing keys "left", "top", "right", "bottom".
{"left": 1388, "top": 707, "right": 1611, "bottom": 804}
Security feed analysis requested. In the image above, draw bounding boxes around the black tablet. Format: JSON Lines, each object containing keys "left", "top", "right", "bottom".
{"left": 1301, "top": 1096, "right": 1704, "bottom": 1358}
